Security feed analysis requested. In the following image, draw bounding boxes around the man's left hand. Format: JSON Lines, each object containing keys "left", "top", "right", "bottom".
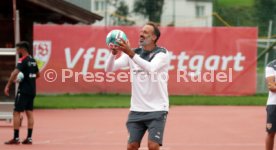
{"left": 116, "top": 38, "right": 135, "bottom": 58}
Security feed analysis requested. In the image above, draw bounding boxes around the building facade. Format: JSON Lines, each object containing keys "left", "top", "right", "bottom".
{"left": 66, "top": 0, "right": 213, "bottom": 27}
{"left": 162, "top": 0, "right": 213, "bottom": 27}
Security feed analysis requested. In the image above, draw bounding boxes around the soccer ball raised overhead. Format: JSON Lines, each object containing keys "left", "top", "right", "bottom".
{"left": 106, "top": 29, "right": 128, "bottom": 47}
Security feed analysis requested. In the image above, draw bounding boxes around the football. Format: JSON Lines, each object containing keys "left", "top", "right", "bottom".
{"left": 16, "top": 72, "right": 24, "bottom": 82}
{"left": 106, "top": 29, "right": 128, "bottom": 47}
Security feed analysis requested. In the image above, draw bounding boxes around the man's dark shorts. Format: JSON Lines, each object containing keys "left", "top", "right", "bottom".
{"left": 14, "top": 92, "right": 35, "bottom": 112}
{"left": 266, "top": 105, "right": 276, "bottom": 133}
{"left": 126, "top": 111, "right": 168, "bottom": 146}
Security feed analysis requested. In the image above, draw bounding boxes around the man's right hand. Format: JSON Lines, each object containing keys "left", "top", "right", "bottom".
{"left": 4, "top": 85, "right": 10, "bottom": 96}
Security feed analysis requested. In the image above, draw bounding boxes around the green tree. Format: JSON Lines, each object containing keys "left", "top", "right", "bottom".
{"left": 254, "top": 0, "right": 276, "bottom": 36}
{"left": 213, "top": 0, "right": 256, "bottom": 28}
{"left": 111, "top": 0, "right": 135, "bottom": 25}
{"left": 133, "top": 0, "right": 164, "bottom": 23}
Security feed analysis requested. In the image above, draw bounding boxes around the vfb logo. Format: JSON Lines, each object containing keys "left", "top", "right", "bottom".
{"left": 33, "top": 41, "right": 51, "bottom": 71}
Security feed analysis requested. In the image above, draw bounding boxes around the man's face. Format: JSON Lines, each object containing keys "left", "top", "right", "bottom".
{"left": 139, "top": 25, "right": 156, "bottom": 46}
{"left": 16, "top": 47, "right": 23, "bottom": 57}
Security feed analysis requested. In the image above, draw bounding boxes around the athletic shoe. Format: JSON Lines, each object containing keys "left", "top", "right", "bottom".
{"left": 4, "top": 138, "right": 20, "bottom": 145}
{"left": 22, "top": 138, "right": 32, "bottom": 144}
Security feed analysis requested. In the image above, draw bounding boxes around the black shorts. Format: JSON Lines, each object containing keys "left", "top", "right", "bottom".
{"left": 126, "top": 111, "right": 168, "bottom": 146}
{"left": 266, "top": 105, "right": 276, "bottom": 133}
{"left": 14, "top": 92, "right": 35, "bottom": 112}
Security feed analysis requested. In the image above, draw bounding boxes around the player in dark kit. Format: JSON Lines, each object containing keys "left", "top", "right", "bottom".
{"left": 4, "top": 41, "right": 39, "bottom": 145}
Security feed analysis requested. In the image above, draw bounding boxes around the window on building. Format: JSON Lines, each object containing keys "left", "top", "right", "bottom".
{"left": 95, "top": 1, "right": 99, "bottom": 11}
{"left": 95, "top": 0, "right": 105, "bottom": 11}
{"left": 196, "top": 5, "right": 205, "bottom": 18}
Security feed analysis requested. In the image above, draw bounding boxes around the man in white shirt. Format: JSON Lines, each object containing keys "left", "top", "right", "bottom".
{"left": 265, "top": 60, "right": 276, "bottom": 150}
{"left": 105, "top": 22, "right": 170, "bottom": 150}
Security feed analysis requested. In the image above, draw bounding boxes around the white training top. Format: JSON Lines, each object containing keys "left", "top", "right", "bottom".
{"left": 105, "top": 47, "right": 170, "bottom": 112}
{"left": 265, "top": 60, "right": 276, "bottom": 105}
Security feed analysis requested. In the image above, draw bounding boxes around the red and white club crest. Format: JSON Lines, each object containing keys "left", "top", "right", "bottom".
{"left": 33, "top": 41, "right": 51, "bottom": 71}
